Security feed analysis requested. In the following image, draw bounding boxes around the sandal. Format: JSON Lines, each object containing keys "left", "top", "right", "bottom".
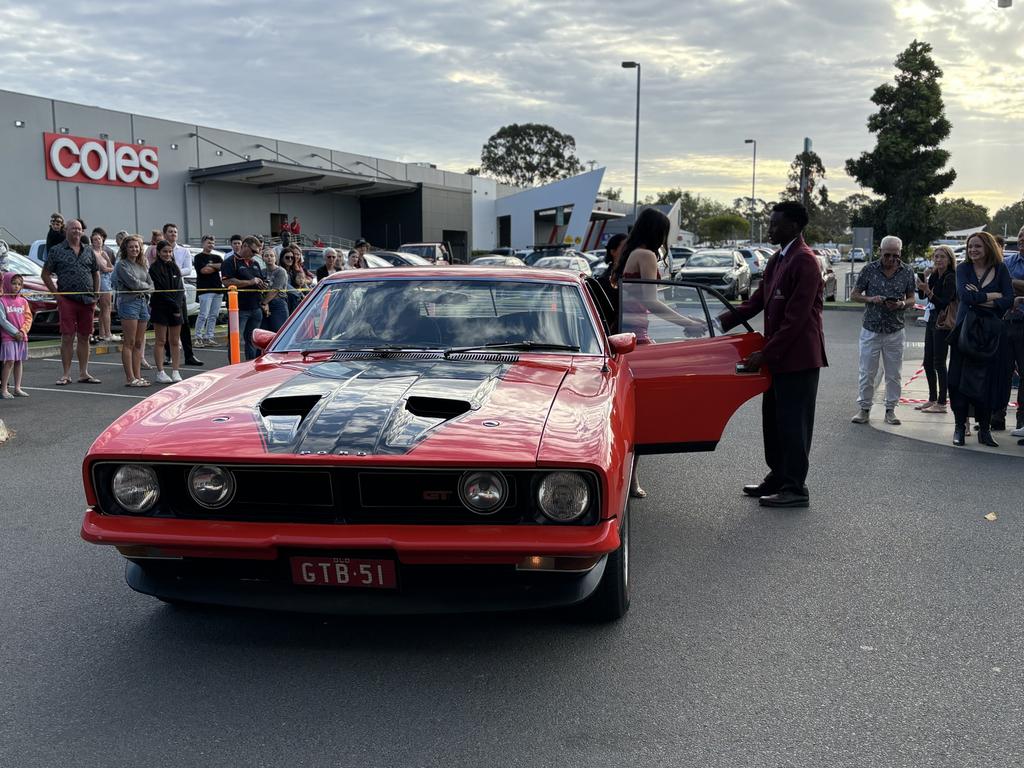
{"left": 55, "top": 376, "right": 72, "bottom": 386}
{"left": 140, "top": 359, "right": 154, "bottom": 370}
{"left": 13, "top": 389, "right": 28, "bottom": 397}
{"left": 630, "top": 486, "right": 647, "bottom": 499}
{"left": 78, "top": 375, "right": 102, "bottom": 384}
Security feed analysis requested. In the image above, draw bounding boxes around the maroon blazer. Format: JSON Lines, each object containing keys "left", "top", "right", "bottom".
{"left": 723, "top": 236, "right": 827, "bottom": 373}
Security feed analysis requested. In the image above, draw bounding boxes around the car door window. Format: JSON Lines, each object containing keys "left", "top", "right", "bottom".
{"left": 619, "top": 280, "right": 711, "bottom": 342}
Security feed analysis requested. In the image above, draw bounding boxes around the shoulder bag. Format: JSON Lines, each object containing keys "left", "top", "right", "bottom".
{"left": 935, "top": 273, "right": 958, "bottom": 331}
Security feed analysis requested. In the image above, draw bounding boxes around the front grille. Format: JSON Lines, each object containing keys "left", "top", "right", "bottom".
{"left": 92, "top": 463, "right": 601, "bottom": 526}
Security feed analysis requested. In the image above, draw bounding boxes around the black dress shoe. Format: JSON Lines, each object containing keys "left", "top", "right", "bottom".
{"left": 759, "top": 491, "right": 810, "bottom": 508}
{"left": 978, "top": 430, "right": 998, "bottom": 447}
{"left": 952, "top": 426, "right": 965, "bottom": 446}
{"left": 184, "top": 357, "right": 204, "bottom": 366}
{"left": 743, "top": 483, "right": 777, "bottom": 498}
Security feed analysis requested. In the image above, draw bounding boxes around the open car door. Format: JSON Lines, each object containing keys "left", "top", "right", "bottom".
{"left": 621, "top": 279, "right": 770, "bottom": 453}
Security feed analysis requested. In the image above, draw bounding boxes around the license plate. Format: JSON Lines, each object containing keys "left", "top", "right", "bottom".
{"left": 290, "top": 557, "right": 397, "bottom": 589}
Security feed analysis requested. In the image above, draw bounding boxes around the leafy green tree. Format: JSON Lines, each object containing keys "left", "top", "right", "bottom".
{"left": 990, "top": 200, "right": 1024, "bottom": 238}
{"left": 479, "top": 123, "right": 584, "bottom": 187}
{"left": 464, "top": 167, "right": 480, "bottom": 176}
{"left": 732, "top": 197, "right": 772, "bottom": 242}
{"left": 601, "top": 186, "right": 623, "bottom": 201}
{"left": 781, "top": 150, "right": 827, "bottom": 212}
{"left": 845, "top": 40, "right": 956, "bottom": 256}
{"left": 936, "top": 197, "right": 989, "bottom": 231}
{"left": 699, "top": 213, "right": 750, "bottom": 244}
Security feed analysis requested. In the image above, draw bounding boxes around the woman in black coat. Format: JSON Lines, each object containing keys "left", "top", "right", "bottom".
{"left": 916, "top": 246, "right": 956, "bottom": 413}
{"left": 948, "top": 232, "right": 1013, "bottom": 447}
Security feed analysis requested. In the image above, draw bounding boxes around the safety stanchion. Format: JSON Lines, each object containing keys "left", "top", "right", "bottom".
{"left": 227, "top": 286, "right": 240, "bottom": 364}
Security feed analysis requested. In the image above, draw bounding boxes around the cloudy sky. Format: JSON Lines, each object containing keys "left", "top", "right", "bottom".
{"left": 3, "top": 0, "right": 1022, "bottom": 212}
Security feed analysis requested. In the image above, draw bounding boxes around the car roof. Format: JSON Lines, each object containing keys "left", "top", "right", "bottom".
{"left": 318, "top": 265, "right": 583, "bottom": 284}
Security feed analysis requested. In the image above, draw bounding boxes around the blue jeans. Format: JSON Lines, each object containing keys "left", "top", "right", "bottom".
{"left": 239, "top": 307, "right": 263, "bottom": 361}
{"left": 196, "top": 292, "right": 222, "bottom": 340}
{"left": 261, "top": 298, "right": 289, "bottom": 333}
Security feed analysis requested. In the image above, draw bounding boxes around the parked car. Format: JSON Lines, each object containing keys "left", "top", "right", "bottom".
{"left": 531, "top": 255, "right": 593, "bottom": 276}
{"left": 850, "top": 248, "right": 867, "bottom": 262}
{"left": 370, "top": 250, "right": 433, "bottom": 267}
{"left": 398, "top": 242, "right": 451, "bottom": 265}
{"left": 79, "top": 266, "right": 769, "bottom": 620}
{"left": 675, "top": 249, "right": 751, "bottom": 300}
{"left": 736, "top": 247, "right": 767, "bottom": 279}
{"left": 518, "top": 244, "right": 584, "bottom": 267}
{"left": 489, "top": 247, "right": 519, "bottom": 257}
{"left": 668, "top": 246, "right": 694, "bottom": 277}
{"left": 470, "top": 255, "right": 527, "bottom": 267}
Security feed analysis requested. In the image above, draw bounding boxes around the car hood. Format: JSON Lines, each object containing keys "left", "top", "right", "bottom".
{"left": 90, "top": 353, "right": 594, "bottom": 465}
{"left": 678, "top": 266, "right": 735, "bottom": 277}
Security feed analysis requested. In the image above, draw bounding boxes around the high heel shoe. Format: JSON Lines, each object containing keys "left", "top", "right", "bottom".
{"left": 952, "top": 425, "right": 965, "bottom": 446}
{"left": 978, "top": 429, "right": 999, "bottom": 448}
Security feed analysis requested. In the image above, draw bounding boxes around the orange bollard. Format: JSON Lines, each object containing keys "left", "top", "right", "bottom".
{"left": 227, "top": 286, "right": 240, "bottom": 364}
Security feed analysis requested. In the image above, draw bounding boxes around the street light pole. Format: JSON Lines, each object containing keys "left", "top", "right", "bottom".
{"left": 744, "top": 138, "right": 756, "bottom": 244}
{"left": 622, "top": 61, "right": 641, "bottom": 225}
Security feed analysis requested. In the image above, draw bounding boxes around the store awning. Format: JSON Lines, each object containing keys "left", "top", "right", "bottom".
{"left": 535, "top": 206, "right": 626, "bottom": 221}
{"left": 189, "top": 159, "right": 417, "bottom": 196}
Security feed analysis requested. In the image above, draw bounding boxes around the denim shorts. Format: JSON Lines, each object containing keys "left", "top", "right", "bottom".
{"left": 116, "top": 295, "right": 151, "bottom": 321}
{"left": 99, "top": 272, "right": 113, "bottom": 294}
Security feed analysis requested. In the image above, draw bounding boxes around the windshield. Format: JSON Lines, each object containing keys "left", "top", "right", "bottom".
{"left": 4, "top": 252, "right": 42, "bottom": 277}
{"left": 685, "top": 253, "right": 735, "bottom": 268}
{"left": 273, "top": 277, "right": 602, "bottom": 354}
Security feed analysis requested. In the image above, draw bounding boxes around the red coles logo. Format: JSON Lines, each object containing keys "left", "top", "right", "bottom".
{"left": 43, "top": 133, "right": 160, "bottom": 189}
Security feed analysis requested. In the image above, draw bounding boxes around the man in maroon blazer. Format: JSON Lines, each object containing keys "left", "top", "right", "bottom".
{"left": 718, "top": 201, "right": 828, "bottom": 508}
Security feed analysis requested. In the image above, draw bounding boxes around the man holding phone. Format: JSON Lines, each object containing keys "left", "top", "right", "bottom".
{"left": 850, "top": 235, "right": 917, "bottom": 425}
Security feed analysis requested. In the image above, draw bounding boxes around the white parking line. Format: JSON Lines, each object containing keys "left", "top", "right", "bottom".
{"left": 20, "top": 387, "right": 148, "bottom": 400}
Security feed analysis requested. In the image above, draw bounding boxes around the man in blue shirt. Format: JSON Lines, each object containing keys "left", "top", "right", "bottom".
{"left": 1001, "top": 226, "right": 1024, "bottom": 434}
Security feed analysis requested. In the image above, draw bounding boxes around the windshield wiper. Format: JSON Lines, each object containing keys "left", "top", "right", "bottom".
{"left": 444, "top": 341, "right": 580, "bottom": 356}
{"left": 299, "top": 344, "right": 439, "bottom": 359}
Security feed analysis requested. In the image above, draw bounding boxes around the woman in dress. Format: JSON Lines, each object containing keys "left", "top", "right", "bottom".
{"left": 113, "top": 235, "right": 154, "bottom": 386}
{"left": 148, "top": 240, "right": 185, "bottom": 383}
{"left": 916, "top": 246, "right": 956, "bottom": 413}
{"left": 91, "top": 227, "right": 118, "bottom": 342}
{"left": 948, "top": 232, "right": 1013, "bottom": 447}
{"left": 610, "top": 208, "right": 706, "bottom": 497}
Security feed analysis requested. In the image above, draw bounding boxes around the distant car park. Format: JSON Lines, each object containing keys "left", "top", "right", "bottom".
{"left": 470, "top": 255, "right": 527, "bottom": 267}
{"left": 531, "top": 255, "right": 593, "bottom": 276}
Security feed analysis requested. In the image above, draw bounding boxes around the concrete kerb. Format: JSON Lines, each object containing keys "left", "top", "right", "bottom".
{"left": 863, "top": 358, "right": 1023, "bottom": 458}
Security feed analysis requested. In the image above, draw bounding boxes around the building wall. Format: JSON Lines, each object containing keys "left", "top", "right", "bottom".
{"left": 471, "top": 176, "right": 498, "bottom": 252}
{"left": 0, "top": 88, "right": 480, "bottom": 249}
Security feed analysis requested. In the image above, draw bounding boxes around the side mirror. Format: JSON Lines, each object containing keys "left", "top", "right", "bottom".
{"left": 608, "top": 332, "right": 637, "bottom": 355}
{"left": 251, "top": 328, "right": 276, "bottom": 352}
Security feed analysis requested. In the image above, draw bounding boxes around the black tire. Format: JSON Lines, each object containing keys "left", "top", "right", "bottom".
{"left": 582, "top": 504, "right": 630, "bottom": 621}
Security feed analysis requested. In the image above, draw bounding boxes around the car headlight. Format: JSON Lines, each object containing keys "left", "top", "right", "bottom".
{"left": 111, "top": 465, "right": 160, "bottom": 514}
{"left": 188, "top": 465, "right": 236, "bottom": 509}
{"left": 537, "top": 472, "right": 589, "bottom": 522}
{"left": 459, "top": 471, "right": 507, "bottom": 514}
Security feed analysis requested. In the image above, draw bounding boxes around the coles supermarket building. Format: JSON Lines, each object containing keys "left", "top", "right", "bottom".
{"left": 0, "top": 88, "right": 627, "bottom": 260}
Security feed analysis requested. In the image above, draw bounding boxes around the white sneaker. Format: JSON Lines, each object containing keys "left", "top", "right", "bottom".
{"left": 1011, "top": 426, "right": 1024, "bottom": 437}
{"left": 170, "top": 370, "right": 182, "bottom": 382}
{"left": 154, "top": 371, "right": 172, "bottom": 384}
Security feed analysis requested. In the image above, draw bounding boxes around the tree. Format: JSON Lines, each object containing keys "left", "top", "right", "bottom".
{"left": 845, "top": 40, "right": 956, "bottom": 256}
{"left": 699, "top": 213, "right": 750, "bottom": 244}
{"left": 479, "top": 123, "right": 584, "bottom": 187}
{"left": 601, "top": 186, "right": 622, "bottom": 201}
{"left": 992, "top": 200, "right": 1024, "bottom": 238}
{"left": 464, "top": 167, "right": 480, "bottom": 176}
{"left": 781, "top": 150, "right": 827, "bottom": 213}
{"left": 732, "top": 196, "right": 772, "bottom": 242}
{"left": 936, "top": 197, "right": 989, "bottom": 232}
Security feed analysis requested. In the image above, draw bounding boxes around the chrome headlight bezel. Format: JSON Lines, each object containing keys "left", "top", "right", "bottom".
{"left": 110, "top": 464, "right": 160, "bottom": 514}
{"left": 537, "top": 471, "right": 590, "bottom": 522}
{"left": 459, "top": 470, "right": 508, "bottom": 515}
{"left": 187, "top": 465, "right": 237, "bottom": 510}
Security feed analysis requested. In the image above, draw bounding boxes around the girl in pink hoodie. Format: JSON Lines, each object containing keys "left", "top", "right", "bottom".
{"left": 1, "top": 271, "right": 32, "bottom": 397}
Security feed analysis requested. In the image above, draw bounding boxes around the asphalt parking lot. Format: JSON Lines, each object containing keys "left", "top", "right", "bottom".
{"left": 2, "top": 312, "right": 1022, "bottom": 767}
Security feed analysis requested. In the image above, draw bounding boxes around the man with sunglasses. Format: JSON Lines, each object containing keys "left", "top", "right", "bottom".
{"left": 221, "top": 236, "right": 267, "bottom": 360}
{"left": 44, "top": 212, "right": 65, "bottom": 260}
{"left": 314, "top": 248, "right": 339, "bottom": 280}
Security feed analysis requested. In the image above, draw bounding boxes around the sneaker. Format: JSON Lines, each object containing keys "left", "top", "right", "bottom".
{"left": 914, "top": 401, "right": 936, "bottom": 411}
{"left": 170, "top": 370, "right": 182, "bottom": 382}
{"left": 154, "top": 371, "right": 172, "bottom": 384}
{"left": 1011, "top": 426, "right": 1024, "bottom": 438}
{"left": 921, "top": 403, "right": 947, "bottom": 413}
{"left": 193, "top": 338, "right": 206, "bottom": 348}
{"left": 851, "top": 409, "right": 870, "bottom": 424}
{"left": 885, "top": 410, "right": 901, "bottom": 425}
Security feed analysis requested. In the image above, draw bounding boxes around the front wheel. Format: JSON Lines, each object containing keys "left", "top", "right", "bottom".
{"left": 581, "top": 505, "right": 630, "bottom": 621}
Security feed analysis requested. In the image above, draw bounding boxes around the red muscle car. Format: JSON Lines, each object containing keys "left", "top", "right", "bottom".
{"left": 81, "top": 268, "right": 769, "bottom": 620}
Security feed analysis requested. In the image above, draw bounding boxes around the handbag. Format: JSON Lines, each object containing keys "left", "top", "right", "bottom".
{"left": 935, "top": 273, "right": 957, "bottom": 331}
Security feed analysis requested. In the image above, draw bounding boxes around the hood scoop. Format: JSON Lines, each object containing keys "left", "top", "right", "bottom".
{"left": 405, "top": 396, "right": 472, "bottom": 419}
{"left": 258, "top": 393, "right": 324, "bottom": 446}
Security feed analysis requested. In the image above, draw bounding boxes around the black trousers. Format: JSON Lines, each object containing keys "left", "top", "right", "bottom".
{"left": 994, "top": 320, "right": 1024, "bottom": 427}
{"left": 923, "top": 322, "right": 950, "bottom": 404}
{"left": 164, "top": 296, "right": 194, "bottom": 361}
{"left": 762, "top": 368, "right": 820, "bottom": 497}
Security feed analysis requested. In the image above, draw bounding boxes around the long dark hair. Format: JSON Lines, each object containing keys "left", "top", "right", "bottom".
{"left": 613, "top": 208, "right": 670, "bottom": 286}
